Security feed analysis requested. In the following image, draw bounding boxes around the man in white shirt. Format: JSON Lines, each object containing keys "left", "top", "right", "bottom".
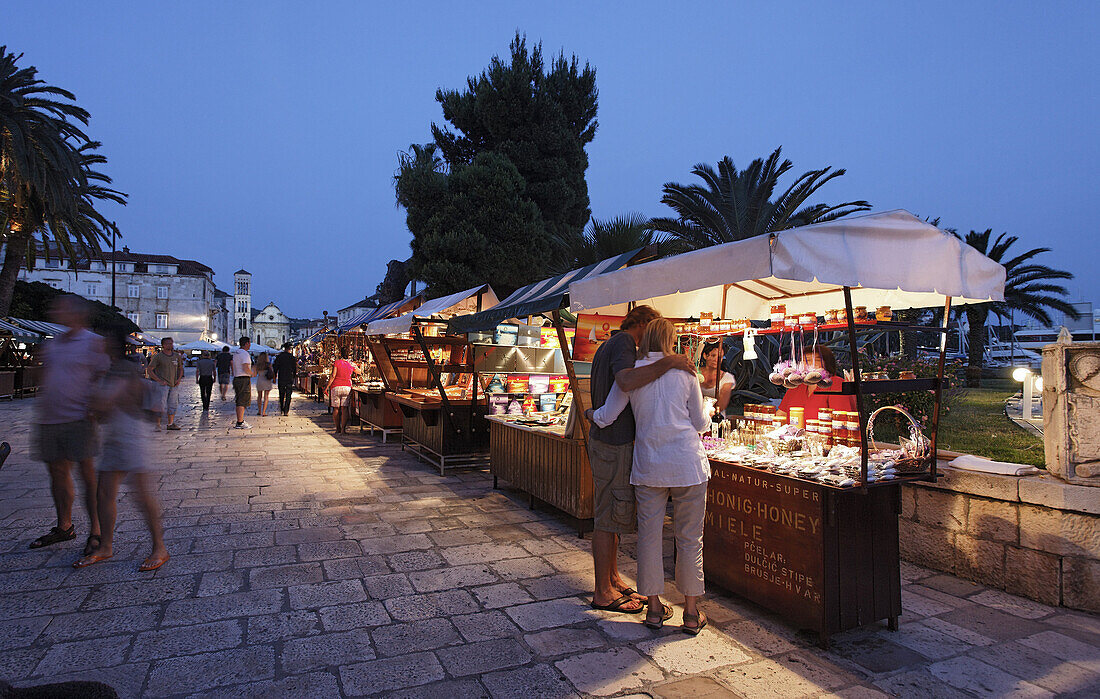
{"left": 231, "top": 336, "right": 254, "bottom": 429}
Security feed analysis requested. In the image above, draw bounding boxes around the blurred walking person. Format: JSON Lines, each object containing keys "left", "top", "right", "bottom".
{"left": 273, "top": 343, "right": 298, "bottom": 415}
{"left": 29, "top": 295, "right": 108, "bottom": 554}
{"left": 215, "top": 345, "right": 232, "bottom": 400}
{"left": 147, "top": 337, "right": 184, "bottom": 431}
{"left": 232, "top": 337, "right": 254, "bottom": 429}
{"left": 195, "top": 351, "right": 216, "bottom": 410}
{"left": 254, "top": 352, "right": 273, "bottom": 416}
{"left": 73, "top": 327, "right": 169, "bottom": 571}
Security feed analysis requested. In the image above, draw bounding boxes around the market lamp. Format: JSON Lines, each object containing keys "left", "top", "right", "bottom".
{"left": 742, "top": 328, "right": 759, "bottom": 361}
{"left": 1013, "top": 366, "right": 1039, "bottom": 421}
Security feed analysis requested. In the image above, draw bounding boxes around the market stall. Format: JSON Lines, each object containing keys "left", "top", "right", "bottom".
{"left": 567, "top": 210, "right": 1005, "bottom": 643}
{"left": 312, "top": 294, "right": 424, "bottom": 406}
{"left": 449, "top": 250, "right": 651, "bottom": 531}
{"left": 365, "top": 285, "right": 498, "bottom": 470}
{"left": 0, "top": 319, "right": 42, "bottom": 399}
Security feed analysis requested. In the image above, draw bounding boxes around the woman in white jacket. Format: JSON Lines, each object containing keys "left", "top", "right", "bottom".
{"left": 588, "top": 318, "right": 711, "bottom": 633}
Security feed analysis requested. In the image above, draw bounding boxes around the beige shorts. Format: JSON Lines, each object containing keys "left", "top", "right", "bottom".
{"left": 330, "top": 385, "right": 352, "bottom": 407}
{"left": 587, "top": 438, "right": 635, "bottom": 534}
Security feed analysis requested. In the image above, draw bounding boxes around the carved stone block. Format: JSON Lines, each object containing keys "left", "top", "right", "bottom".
{"left": 1043, "top": 340, "right": 1100, "bottom": 485}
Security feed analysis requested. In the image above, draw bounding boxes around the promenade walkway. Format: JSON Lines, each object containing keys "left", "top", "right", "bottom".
{"left": 0, "top": 373, "right": 1097, "bottom": 697}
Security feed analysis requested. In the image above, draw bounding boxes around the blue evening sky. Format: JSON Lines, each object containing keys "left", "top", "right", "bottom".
{"left": 4, "top": 1, "right": 1098, "bottom": 318}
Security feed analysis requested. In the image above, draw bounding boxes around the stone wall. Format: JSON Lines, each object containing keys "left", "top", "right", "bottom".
{"left": 899, "top": 464, "right": 1099, "bottom": 613}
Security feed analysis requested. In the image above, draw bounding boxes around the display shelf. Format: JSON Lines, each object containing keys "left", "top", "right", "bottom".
{"left": 389, "top": 360, "right": 471, "bottom": 371}
{"left": 385, "top": 336, "right": 469, "bottom": 348}
{"left": 682, "top": 320, "right": 949, "bottom": 338}
{"left": 813, "top": 377, "right": 939, "bottom": 395}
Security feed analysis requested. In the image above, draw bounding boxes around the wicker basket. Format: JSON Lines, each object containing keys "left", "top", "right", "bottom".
{"left": 866, "top": 405, "right": 933, "bottom": 473}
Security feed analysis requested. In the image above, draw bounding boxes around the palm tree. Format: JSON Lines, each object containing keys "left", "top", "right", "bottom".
{"left": 0, "top": 46, "right": 99, "bottom": 315}
{"left": 550, "top": 213, "right": 681, "bottom": 273}
{"left": 960, "top": 229, "right": 1080, "bottom": 387}
{"left": 650, "top": 147, "right": 870, "bottom": 249}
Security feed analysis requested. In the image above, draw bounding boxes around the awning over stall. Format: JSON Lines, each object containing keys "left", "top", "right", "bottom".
{"left": 177, "top": 340, "right": 223, "bottom": 352}
{"left": 9, "top": 318, "right": 69, "bottom": 338}
{"left": 130, "top": 331, "right": 162, "bottom": 346}
{"left": 0, "top": 318, "right": 42, "bottom": 344}
{"left": 366, "top": 285, "right": 498, "bottom": 336}
{"left": 448, "top": 249, "right": 647, "bottom": 334}
{"left": 568, "top": 210, "right": 1006, "bottom": 318}
{"left": 338, "top": 293, "right": 425, "bottom": 333}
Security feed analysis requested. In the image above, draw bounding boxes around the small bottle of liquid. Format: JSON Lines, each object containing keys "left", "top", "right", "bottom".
{"left": 832, "top": 412, "right": 846, "bottom": 447}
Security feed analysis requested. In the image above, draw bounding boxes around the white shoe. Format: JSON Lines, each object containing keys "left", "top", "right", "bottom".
{"left": 234, "top": 422, "right": 252, "bottom": 430}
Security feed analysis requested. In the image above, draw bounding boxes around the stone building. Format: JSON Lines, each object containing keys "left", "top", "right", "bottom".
{"left": 18, "top": 246, "right": 227, "bottom": 343}
{"left": 337, "top": 296, "right": 377, "bottom": 327}
{"left": 252, "top": 302, "right": 292, "bottom": 348}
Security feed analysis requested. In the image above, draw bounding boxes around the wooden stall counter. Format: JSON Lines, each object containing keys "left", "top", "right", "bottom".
{"left": 352, "top": 385, "right": 402, "bottom": 442}
{"left": 704, "top": 458, "right": 901, "bottom": 646}
{"left": 390, "top": 390, "right": 489, "bottom": 474}
{"left": 486, "top": 415, "right": 593, "bottom": 536}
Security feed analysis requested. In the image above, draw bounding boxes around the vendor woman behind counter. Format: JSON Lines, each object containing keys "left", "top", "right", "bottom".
{"left": 777, "top": 344, "right": 856, "bottom": 422}
{"left": 698, "top": 341, "right": 735, "bottom": 417}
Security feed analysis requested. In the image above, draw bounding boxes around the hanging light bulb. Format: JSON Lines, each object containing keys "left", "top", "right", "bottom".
{"left": 742, "top": 328, "right": 758, "bottom": 361}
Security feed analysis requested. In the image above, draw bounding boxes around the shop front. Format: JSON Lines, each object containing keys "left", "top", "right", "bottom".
{"left": 364, "top": 285, "right": 498, "bottom": 472}
{"left": 449, "top": 250, "right": 651, "bottom": 531}
{"left": 567, "top": 210, "right": 1006, "bottom": 643}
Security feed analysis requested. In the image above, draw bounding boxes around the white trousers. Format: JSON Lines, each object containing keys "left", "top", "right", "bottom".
{"left": 635, "top": 482, "right": 707, "bottom": 598}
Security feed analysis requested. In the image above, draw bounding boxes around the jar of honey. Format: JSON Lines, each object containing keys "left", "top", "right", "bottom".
{"left": 876, "top": 305, "right": 893, "bottom": 321}
{"left": 788, "top": 407, "right": 805, "bottom": 429}
{"left": 832, "top": 412, "right": 846, "bottom": 445}
{"left": 770, "top": 304, "right": 786, "bottom": 329}
{"left": 799, "top": 312, "right": 816, "bottom": 327}
{"left": 854, "top": 306, "right": 869, "bottom": 321}
{"left": 824, "top": 309, "right": 838, "bottom": 324}
{"left": 846, "top": 412, "right": 860, "bottom": 447}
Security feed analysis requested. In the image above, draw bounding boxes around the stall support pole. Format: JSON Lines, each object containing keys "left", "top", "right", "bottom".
{"left": 928, "top": 297, "right": 953, "bottom": 481}
{"left": 552, "top": 310, "right": 589, "bottom": 447}
{"left": 412, "top": 324, "right": 455, "bottom": 418}
{"left": 842, "top": 287, "right": 869, "bottom": 486}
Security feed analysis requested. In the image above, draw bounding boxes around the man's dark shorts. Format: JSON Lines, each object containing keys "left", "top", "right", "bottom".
{"left": 35, "top": 420, "right": 97, "bottom": 463}
{"left": 233, "top": 376, "right": 252, "bottom": 408}
{"left": 587, "top": 437, "right": 636, "bottom": 534}
{"left": 217, "top": 371, "right": 231, "bottom": 386}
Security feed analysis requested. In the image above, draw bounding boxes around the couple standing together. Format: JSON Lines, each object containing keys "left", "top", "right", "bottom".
{"left": 585, "top": 305, "right": 712, "bottom": 634}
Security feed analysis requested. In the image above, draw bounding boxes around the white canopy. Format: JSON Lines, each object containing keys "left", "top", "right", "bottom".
{"left": 366, "top": 284, "right": 498, "bottom": 336}
{"left": 177, "top": 340, "right": 223, "bottom": 352}
{"left": 568, "top": 210, "right": 1006, "bottom": 319}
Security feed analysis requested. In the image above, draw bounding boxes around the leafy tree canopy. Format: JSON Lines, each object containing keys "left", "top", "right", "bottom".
{"left": 651, "top": 147, "right": 869, "bottom": 248}
{"left": 9, "top": 279, "right": 138, "bottom": 335}
{"left": 402, "top": 151, "right": 547, "bottom": 298}
{"left": 395, "top": 33, "right": 597, "bottom": 296}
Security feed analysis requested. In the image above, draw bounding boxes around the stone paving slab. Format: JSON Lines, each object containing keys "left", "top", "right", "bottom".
{"left": 0, "top": 375, "right": 1098, "bottom": 697}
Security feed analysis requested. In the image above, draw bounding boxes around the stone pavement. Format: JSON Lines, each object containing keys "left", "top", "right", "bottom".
{"left": 0, "top": 372, "right": 1098, "bottom": 697}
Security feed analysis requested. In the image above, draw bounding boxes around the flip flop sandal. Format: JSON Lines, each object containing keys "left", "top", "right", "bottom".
{"left": 84, "top": 534, "right": 102, "bottom": 557}
{"left": 138, "top": 555, "right": 170, "bottom": 572}
{"left": 73, "top": 552, "right": 113, "bottom": 568}
{"left": 0, "top": 441, "right": 10, "bottom": 469}
{"left": 644, "top": 603, "right": 674, "bottom": 629}
{"left": 590, "top": 595, "right": 645, "bottom": 614}
{"left": 682, "top": 609, "right": 709, "bottom": 635}
{"left": 618, "top": 587, "right": 649, "bottom": 604}
{"left": 29, "top": 525, "right": 76, "bottom": 549}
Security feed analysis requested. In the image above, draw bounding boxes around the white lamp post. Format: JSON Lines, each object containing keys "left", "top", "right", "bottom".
{"left": 1013, "top": 366, "right": 1039, "bottom": 420}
